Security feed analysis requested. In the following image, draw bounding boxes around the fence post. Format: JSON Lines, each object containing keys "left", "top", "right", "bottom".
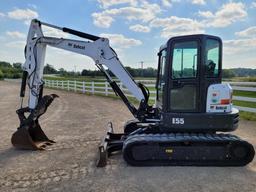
{"left": 62, "top": 81, "right": 64, "bottom": 89}
{"left": 82, "top": 81, "right": 85, "bottom": 93}
{"left": 92, "top": 81, "right": 94, "bottom": 94}
{"left": 105, "top": 81, "right": 108, "bottom": 96}
{"left": 57, "top": 80, "right": 59, "bottom": 89}
{"left": 67, "top": 80, "right": 70, "bottom": 91}
{"left": 74, "top": 80, "right": 77, "bottom": 92}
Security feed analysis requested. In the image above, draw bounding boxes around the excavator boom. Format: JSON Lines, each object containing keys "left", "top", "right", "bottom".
{"left": 12, "top": 19, "right": 151, "bottom": 150}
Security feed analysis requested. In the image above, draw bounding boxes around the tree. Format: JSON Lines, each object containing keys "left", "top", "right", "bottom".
{"left": 0, "top": 61, "right": 11, "bottom": 68}
{"left": 222, "top": 69, "right": 236, "bottom": 78}
{"left": 81, "top": 69, "right": 102, "bottom": 77}
{"left": 58, "top": 68, "right": 68, "bottom": 76}
{"left": 0, "top": 69, "right": 3, "bottom": 79}
{"left": 13, "top": 62, "right": 22, "bottom": 70}
{"left": 44, "top": 64, "right": 58, "bottom": 74}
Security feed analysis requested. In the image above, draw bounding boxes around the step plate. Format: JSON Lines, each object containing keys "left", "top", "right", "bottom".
{"left": 123, "top": 133, "right": 255, "bottom": 166}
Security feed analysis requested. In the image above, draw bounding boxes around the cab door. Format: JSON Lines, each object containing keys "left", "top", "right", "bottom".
{"left": 168, "top": 39, "right": 200, "bottom": 112}
{"left": 156, "top": 49, "right": 167, "bottom": 109}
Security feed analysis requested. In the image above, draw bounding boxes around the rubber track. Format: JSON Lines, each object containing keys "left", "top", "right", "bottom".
{"left": 123, "top": 133, "right": 255, "bottom": 166}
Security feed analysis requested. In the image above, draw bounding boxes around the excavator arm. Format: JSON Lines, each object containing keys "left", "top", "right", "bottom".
{"left": 12, "top": 19, "right": 153, "bottom": 150}
{"left": 22, "top": 19, "right": 148, "bottom": 114}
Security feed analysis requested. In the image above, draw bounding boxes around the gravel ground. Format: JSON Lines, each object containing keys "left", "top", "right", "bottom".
{"left": 0, "top": 81, "right": 256, "bottom": 192}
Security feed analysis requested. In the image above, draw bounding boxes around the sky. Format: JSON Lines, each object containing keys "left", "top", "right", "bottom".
{"left": 0, "top": 0, "right": 255, "bottom": 72}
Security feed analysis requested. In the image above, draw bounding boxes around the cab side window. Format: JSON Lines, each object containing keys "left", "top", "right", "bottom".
{"left": 156, "top": 49, "right": 167, "bottom": 103}
{"left": 205, "top": 39, "right": 220, "bottom": 77}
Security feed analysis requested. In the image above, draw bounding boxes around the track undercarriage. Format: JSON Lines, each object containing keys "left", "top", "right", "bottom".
{"left": 97, "top": 122, "right": 255, "bottom": 167}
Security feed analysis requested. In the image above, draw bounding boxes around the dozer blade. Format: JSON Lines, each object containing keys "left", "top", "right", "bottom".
{"left": 11, "top": 121, "right": 55, "bottom": 150}
{"left": 12, "top": 94, "right": 58, "bottom": 150}
{"left": 96, "top": 122, "right": 124, "bottom": 167}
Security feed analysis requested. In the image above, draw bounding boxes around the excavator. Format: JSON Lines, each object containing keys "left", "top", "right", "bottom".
{"left": 11, "top": 19, "right": 255, "bottom": 167}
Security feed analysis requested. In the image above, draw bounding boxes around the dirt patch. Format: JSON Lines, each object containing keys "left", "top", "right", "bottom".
{"left": 0, "top": 81, "right": 255, "bottom": 192}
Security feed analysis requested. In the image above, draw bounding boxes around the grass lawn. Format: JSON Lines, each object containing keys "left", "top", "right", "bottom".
{"left": 44, "top": 75, "right": 156, "bottom": 81}
{"left": 239, "top": 111, "right": 256, "bottom": 121}
{"left": 224, "top": 77, "right": 256, "bottom": 82}
{"left": 44, "top": 75, "right": 107, "bottom": 82}
{"left": 233, "top": 90, "right": 256, "bottom": 98}
{"left": 233, "top": 100, "right": 256, "bottom": 108}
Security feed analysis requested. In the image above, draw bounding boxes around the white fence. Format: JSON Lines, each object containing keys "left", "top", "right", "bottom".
{"left": 44, "top": 79, "right": 156, "bottom": 100}
{"left": 44, "top": 79, "right": 256, "bottom": 113}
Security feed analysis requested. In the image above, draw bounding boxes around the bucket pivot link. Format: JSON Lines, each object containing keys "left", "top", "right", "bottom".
{"left": 11, "top": 94, "right": 59, "bottom": 150}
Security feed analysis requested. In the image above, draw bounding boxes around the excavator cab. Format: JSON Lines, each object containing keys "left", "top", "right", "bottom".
{"left": 155, "top": 34, "right": 238, "bottom": 133}
{"left": 156, "top": 34, "right": 221, "bottom": 112}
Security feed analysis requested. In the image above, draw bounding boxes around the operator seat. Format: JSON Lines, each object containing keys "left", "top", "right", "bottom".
{"left": 206, "top": 60, "right": 216, "bottom": 76}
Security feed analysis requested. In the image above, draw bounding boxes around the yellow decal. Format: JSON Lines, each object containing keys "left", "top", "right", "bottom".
{"left": 165, "top": 148, "right": 173, "bottom": 153}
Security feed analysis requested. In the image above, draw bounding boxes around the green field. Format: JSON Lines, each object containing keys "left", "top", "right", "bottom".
{"left": 239, "top": 111, "right": 256, "bottom": 121}
{"left": 44, "top": 75, "right": 107, "bottom": 82}
{"left": 232, "top": 90, "right": 256, "bottom": 120}
{"left": 233, "top": 100, "right": 256, "bottom": 108}
{"left": 44, "top": 75, "right": 156, "bottom": 82}
{"left": 224, "top": 77, "right": 256, "bottom": 82}
{"left": 233, "top": 90, "right": 256, "bottom": 98}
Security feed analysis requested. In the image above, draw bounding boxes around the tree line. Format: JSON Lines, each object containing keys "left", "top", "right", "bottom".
{"left": 44, "top": 64, "right": 256, "bottom": 78}
{"left": 0, "top": 61, "right": 23, "bottom": 79}
{"left": 0, "top": 61, "right": 255, "bottom": 80}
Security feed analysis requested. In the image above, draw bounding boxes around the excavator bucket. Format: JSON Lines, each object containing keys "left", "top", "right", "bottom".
{"left": 11, "top": 120, "right": 55, "bottom": 150}
{"left": 11, "top": 94, "right": 58, "bottom": 150}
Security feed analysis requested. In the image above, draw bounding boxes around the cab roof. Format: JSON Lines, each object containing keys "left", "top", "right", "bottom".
{"left": 159, "top": 34, "right": 221, "bottom": 52}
